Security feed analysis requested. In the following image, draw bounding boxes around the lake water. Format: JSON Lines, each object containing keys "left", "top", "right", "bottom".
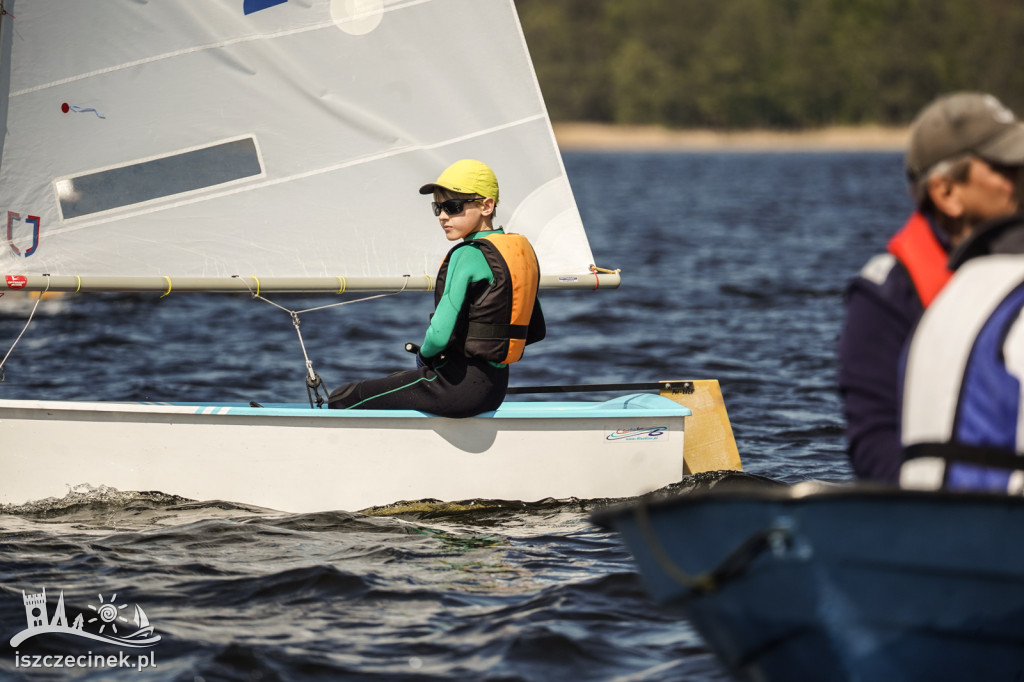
{"left": 0, "top": 150, "right": 910, "bottom": 680}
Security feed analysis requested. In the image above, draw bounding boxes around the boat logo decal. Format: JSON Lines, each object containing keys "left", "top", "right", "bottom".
{"left": 10, "top": 587, "right": 160, "bottom": 670}
{"left": 5, "top": 275, "right": 28, "bottom": 289}
{"left": 60, "top": 103, "right": 106, "bottom": 119}
{"left": 605, "top": 426, "right": 668, "bottom": 442}
{"left": 6, "top": 211, "right": 40, "bottom": 258}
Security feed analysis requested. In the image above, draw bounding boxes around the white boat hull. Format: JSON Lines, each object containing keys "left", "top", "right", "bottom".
{"left": 0, "top": 394, "right": 689, "bottom": 512}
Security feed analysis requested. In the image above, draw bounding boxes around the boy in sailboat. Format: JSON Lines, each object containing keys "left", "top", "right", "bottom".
{"left": 328, "top": 159, "right": 545, "bottom": 417}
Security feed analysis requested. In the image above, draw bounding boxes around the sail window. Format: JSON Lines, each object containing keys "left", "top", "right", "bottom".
{"left": 56, "top": 137, "right": 263, "bottom": 220}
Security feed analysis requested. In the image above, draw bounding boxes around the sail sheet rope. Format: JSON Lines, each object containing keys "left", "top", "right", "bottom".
{"left": 0, "top": 279, "right": 52, "bottom": 383}
{"left": 238, "top": 275, "right": 413, "bottom": 408}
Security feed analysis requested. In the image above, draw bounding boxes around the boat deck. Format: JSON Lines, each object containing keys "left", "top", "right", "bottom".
{"left": 136, "top": 393, "right": 691, "bottom": 419}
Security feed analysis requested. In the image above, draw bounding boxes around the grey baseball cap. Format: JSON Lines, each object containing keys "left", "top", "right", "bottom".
{"left": 905, "top": 92, "right": 1024, "bottom": 181}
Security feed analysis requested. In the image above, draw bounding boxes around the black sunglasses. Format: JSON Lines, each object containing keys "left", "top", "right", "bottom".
{"left": 431, "top": 198, "right": 479, "bottom": 216}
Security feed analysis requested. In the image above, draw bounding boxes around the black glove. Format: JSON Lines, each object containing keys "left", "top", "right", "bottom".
{"left": 406, "top": 342, "right": 429, "bottom": 368}
{"left": 405, "top": 342, "right": 444, "bottom": 369}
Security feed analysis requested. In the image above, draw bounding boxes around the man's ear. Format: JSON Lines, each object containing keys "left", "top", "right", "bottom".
{"left": 480, "top": 197, "right": 496, "bottom": 217}
{"left": 928, "top": 174, "right": 964, "bottom": 218}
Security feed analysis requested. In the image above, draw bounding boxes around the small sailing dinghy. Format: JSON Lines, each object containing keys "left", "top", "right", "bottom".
{"left": 0, "top": 0, "right": 740, "bottom": 512}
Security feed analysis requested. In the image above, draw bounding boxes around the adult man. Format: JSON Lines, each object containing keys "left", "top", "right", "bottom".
{"left": 838, "top": 92, "right": 1024, "bottom": 482}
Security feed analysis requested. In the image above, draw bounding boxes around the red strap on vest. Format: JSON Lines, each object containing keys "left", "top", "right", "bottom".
{"left": 886, "top": 212, "right": 952, "bottom": 308}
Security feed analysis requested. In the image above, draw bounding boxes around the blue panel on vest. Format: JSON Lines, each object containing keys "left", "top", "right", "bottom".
{"left": 947, "top": 462, "right": 1013, "bottom": 493}
{"left": 956, "top": 283, "right": 1024, "bottom": 449}
{"left": 244, "top": 0, "right": 287, "bottom": 15}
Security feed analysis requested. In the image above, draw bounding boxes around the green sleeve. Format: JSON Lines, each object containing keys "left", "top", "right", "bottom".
{"left": 420, "top": 245, "right": 494, "bottom": 357}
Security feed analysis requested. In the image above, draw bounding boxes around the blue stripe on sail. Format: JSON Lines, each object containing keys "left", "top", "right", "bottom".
{"left": 244, "top": 0, "right": 287, "bottom": 15}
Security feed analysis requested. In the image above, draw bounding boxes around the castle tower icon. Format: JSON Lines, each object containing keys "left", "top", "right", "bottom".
{"left": 23, "top": 588, "right": 47, "bottom": 629}
{"left": 21, "top": 588, "right": 70, "bottom": 631}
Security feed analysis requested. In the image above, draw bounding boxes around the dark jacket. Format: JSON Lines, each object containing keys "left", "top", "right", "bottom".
{"left": 837, "top": 212, "right": 951, "bottom": 482}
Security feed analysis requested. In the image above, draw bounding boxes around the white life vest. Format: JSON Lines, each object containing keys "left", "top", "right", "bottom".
{"left": 901, "top": 255, "right": 1024, "bottom": 491}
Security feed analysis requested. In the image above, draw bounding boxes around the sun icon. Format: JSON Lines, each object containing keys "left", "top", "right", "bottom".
{"left": 87, "top": 593, "right": 129, "bottom": 634}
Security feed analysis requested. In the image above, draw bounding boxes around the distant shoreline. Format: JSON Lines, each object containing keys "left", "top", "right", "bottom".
{"left": 552, "top": 122, "right": 908, "bottom": 152}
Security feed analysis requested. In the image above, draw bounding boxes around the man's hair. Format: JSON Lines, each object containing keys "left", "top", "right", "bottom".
{"left": 912, "top": 153, "right": 973, "bottom": 210}
{"left": 912, "top": 154, "right": 975, "bottom": 242}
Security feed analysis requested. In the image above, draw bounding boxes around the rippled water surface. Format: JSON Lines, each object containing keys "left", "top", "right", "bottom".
{"left": 0, "top": 151, "right": 910, "bottom": 680}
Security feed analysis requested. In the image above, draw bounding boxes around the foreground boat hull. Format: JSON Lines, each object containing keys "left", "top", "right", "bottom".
{"left": 1, "top": 394, "right": 689, "bottom": 512}
{"left": 595, "top": 483, "right": 1024, "bottom": 682}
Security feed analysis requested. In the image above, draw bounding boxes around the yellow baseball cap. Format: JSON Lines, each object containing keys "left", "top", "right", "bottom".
{"left": 419, "top": 159, "right": 499, "bottom": 203}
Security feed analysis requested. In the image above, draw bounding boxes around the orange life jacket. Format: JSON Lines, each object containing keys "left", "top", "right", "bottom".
{"left": 886, "top": 212, "right": 952, "bottom": 308}
{"left": 434, "top": 232, "right": 541, "bottom": 364}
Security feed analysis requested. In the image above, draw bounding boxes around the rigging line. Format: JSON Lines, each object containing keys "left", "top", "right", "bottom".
{"left": 236, "top": 275, "right": 412, "bottom": 405}
{"left": 234, "top": 275, "right": 412, "bottom": 315}
{"left": 294, "top": 277, "right": 412, "bottom": 314}
{"left": 0, "top": 277, "right": 52, "bottom": 382}
{"left": 288, "top": 310, "right": 317, "bottom": 382}
{"left": 294, "top": 294, "right": 395, "bottom": 314}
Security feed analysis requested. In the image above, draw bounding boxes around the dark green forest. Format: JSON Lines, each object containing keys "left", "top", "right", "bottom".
{"left": 515, "top": 0, "right": 1024, "bottom": 129}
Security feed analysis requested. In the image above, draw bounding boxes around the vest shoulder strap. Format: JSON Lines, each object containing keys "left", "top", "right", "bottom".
{"left": 887, "top": 212, "right": 951, "bottom": 308}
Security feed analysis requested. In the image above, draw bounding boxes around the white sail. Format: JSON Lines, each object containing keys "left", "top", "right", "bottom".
{"left": 0, "top": 0, "right": 613, "bottom": 292}
{"left": 132, "top": 604, "right": 150, "bottom": 629}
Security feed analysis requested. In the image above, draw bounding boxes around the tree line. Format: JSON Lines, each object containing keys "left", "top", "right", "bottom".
{"left": 515, "top": 0, "right": 1024, "bottom": 129}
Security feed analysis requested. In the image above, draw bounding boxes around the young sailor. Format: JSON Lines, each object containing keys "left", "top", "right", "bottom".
{"left": 328, "top": 159, "right": 545, "bottom": 417}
